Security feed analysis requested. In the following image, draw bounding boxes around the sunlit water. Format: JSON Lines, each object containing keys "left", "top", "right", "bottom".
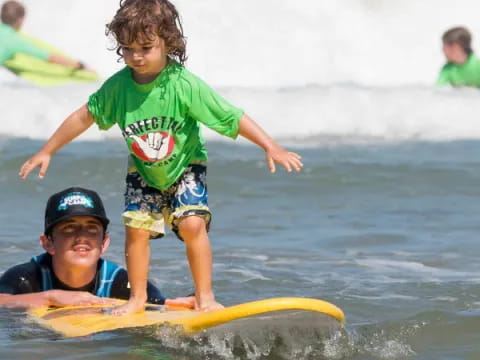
{"left": 1, "top": 135, "right": 480, "bottom": 359}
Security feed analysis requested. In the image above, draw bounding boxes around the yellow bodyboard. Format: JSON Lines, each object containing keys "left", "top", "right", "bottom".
{"left": 3, "top": 33, "right": 99, "bottom": 86}
{"left": 29, "top": 297, "right": 345, "bottom": 338}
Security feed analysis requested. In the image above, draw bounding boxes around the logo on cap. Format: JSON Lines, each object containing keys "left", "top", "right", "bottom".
{"left": 57, "top": 192, "right": 94, "bottom": 211}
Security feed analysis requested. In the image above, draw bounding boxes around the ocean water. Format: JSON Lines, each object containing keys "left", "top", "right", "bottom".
{"left": 2, "top": 136, "right": 480, "bottom": 359}
{"left": 1, "top": 0, "right": 480, "bottom": 359}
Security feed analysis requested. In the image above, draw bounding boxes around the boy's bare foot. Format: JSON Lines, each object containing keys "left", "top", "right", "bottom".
{"left": 198, "top": 299, "right": 224, "bottom": 312}
{"left": 109, "top": 297, "right": 146, "bottom": 316}
{"left": 197, "top": 293, "right": 224, "bottom": 312}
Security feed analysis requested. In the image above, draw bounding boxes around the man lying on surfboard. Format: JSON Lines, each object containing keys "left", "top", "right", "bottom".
{"left": 0, "top": 187, "right": 194, "bottom": 309}
{"left": 0, "top": 1, "right": 91, "bottom": 72}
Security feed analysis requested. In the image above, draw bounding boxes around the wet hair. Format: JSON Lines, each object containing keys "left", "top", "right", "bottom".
{"left": 1, "top": 0, "right": 25, "bottom": 26}
{"left": 106, "top": 0, "right": 187, "bottom": 65}
{"left": 442, "top": 26, "right": 473, "bottom": 55}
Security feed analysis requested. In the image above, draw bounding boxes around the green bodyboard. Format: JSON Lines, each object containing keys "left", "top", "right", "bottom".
{"left": 3, "top": 33, "right": 99, "bottom": 86}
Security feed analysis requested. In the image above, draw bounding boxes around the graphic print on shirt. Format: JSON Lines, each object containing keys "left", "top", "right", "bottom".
{"left": 130, "top": 132, "right": 175, "bottom": 162}
{"left": 122, "top": 116, "right": 183, "bottom": 163}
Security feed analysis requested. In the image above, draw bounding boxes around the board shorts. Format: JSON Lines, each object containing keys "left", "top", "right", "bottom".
{"left": 122, "top": 164, "right": 211, "bottom": 240}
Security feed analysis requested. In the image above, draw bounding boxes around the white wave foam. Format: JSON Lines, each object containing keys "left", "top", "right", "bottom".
{"left": 6, "top": 1, "right": 480, "bottom": 143}
{"left": 355, "top": 258, "right": 474, "bottom": 280}
{"left": 14, "top": 0, "right": 480, "bottom": 88}
{"left": 348, "top": 294, "right": 418, "bottom": 301}
{"left": 225, "top": 268, "right": 271, "bottom": 281}
{"left": 223, "top": 253, "right": 269, "bottom": 262}
{"left": 4, "top": 83, "right": 480, "bottom": 143}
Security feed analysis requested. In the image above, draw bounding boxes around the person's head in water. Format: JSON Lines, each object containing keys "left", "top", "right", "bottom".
{"left": 442, "top": 26, "right": 473, "bottom": 65}
{"left": 41, "top": 187, "right": 111, "bottom": 271}
{"left": 1, "top": 1, "right": 25, "bottom": 31}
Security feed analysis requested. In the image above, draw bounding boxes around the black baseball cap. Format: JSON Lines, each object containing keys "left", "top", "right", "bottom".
{"left": 44, "top": 187, "right": 110, "bottom": 235}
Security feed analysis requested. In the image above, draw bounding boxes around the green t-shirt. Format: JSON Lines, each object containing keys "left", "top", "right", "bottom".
{"left": 88, "top": 61, "right": 243, "bottom": 190}
{"left": 436, "top": 52, "right": 480, "bottom": 87}
{"left": 0, "top": 23, "right": 49, "bottom": 65}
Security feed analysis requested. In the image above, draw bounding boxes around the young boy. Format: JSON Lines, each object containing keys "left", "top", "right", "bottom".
{"left": 19, "top": 0, "right": 303, "bottom": 315}
{"left": 437, "top": 26, "right": 480, "bottom": 87}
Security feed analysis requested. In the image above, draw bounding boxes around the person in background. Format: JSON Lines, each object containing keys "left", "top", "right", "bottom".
{"left": 0, "top": 187, "right": 193, "bottom": 309}
{"left": 437, "top": 26, "right": 480, "bottom": 87}
{"left": 0, "top": 1, "right": 90, "bottom": 71}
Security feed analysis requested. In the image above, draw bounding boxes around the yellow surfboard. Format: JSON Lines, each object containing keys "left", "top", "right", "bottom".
{"left": 3, "top": 33, "right": 99, "bottom": 86}
{"left": 29, "top": 297, "right": 345, "bottom": 338}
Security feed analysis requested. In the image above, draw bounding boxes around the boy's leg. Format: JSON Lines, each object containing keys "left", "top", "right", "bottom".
{"left": 177, "top": 216, "right": 223, "bottom": 311}
{"left": 111, "top": 226, "right": 150, "bottom": 315}
{"left": 168, "top": 164, "right": 222, "bottom": 311}
{"left": 112, "top": 170, "right": 166, "bottom": 315}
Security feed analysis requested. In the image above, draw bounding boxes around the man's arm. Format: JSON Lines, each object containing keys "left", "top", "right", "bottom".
{"left": 10, "top": 33, "right": 92, "bottom": 72}
{"left": 47, "top": 54, "right": 85, "bottom": 71}
{"left": 0, "top": 292, "right": 50, "bottom": 308}
{"left": 0, "top": 263, "right": 51, "bottom": 307}
{"left": 0, "top": 290, "right": 116, "bottom": 308}
{"left": 0, "top": 263, "right": 114, "bottom": 308}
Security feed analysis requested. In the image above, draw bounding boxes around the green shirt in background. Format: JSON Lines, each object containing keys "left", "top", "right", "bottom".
{"left": 88, "top": 61, "right": 243, "bottom": 190}
{"left": 436, "top": 52, "right": 480, "bottom": 87}
{"left": 0, "top": 23, "right": 49, "bottom": 65}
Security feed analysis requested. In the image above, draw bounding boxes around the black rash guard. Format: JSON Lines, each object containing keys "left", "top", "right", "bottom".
{"left": 0, "top": 254, "right": 165, "bottom": 304}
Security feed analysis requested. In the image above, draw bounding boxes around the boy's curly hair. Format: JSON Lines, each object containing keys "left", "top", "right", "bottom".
{"left": 106, "top": 0, "right": 187, "bottom": 65}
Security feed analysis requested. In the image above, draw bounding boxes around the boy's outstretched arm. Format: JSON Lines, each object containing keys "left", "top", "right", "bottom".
{"left": 238, "top": 114, "right": 303, "bottom": 173}
{"left": 19, "top": 104, "right": 94, "bottom": 180}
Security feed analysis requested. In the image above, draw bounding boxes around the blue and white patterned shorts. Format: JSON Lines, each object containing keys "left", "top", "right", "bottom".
{"left": 123, "top": 164, "right": 211, "bottom": 240}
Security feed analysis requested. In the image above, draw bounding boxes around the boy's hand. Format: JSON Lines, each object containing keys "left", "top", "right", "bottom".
{"left": 19, "top": 151, "right": 52, "bottom": 180}
{"left": 265, "top": 144, "right": 303, "bottom": 173}
{"left": 237, "top": 114, "right": 304, "bottom": 172}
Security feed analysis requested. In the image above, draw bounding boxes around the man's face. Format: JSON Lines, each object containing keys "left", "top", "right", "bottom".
{"left": 42, "top": 216, "right": 108, "bottom": 269}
